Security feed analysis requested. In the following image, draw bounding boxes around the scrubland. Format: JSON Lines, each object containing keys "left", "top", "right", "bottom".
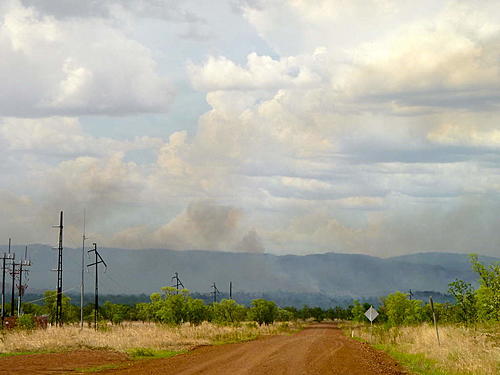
{"left": 0, "top": 321, "right": 299, "bottom": 355}
{"left": 346, "top": 322, "right": 499, "bottom": 375}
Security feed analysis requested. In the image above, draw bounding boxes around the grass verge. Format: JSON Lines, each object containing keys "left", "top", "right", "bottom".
{"left": 342, "top": 321, "right": 499, "bottom": 375}
{"left": 0, "top": 321, "right": 303, "bottom": 355}
{"left": 374, "top": 344, "right": 450, "bottom": 375}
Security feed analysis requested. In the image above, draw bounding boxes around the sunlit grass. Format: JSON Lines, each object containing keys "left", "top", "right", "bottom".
{"left": 342, "top": 322, "right": 499, "bottom": 375}
{"left": 0, "top": 321, "right": 302, "bottom": 355}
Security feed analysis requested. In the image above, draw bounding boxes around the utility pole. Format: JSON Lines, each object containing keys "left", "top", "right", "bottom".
{"left": 87, "top": 243, "right": 107, "bottom": 330}
{"left": 1, "top": 241, "right": 14, "bottom": 326}
{"left": 172, "top": 272, "right": 184, "bottom": 294}
{"left": 8, "top": 238, "right": 17, "bottom": 317}
{"left": 229, "top": 281, "right": 232, "bottom": 300}
{"left": 81, "top": 210, "right": 87, "bottom": 330}
{"left": 10, "top": 261, "right": 16, "bottom": 316}
{"left": 52, "top": 211, "right": 64, "bottom": 326}
{"left": 211, "top": 282, "right": 220, "bottom": 304}
{"left": 17, "top": 246, "right": 31, "bottom": 316}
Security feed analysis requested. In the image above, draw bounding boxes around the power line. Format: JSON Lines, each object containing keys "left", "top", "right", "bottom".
{"left": 87, "top": 243, "right": 107, "bottom": 330}
{"left": 211, "top": 282, "right": 220, "bottom": 304}
{"left": 16, "top": 246, "right": 31, "bottom": 316}
{"left": 103, "top": 272, "right": 135, "bottom": 295}
{"left": 51, "top": 211, "right": 64, "bottom": 326}
{"left": 23, "top": 286, "right": 79, "bottom": 305}
{"left": 81, "top": 209, "right": 87, "bottom": 330}
{"left": 172, "top": 272, "right": 184, "bottom": 294}
{"left": 1, "top": 239, "right": 15, "bottom": 327}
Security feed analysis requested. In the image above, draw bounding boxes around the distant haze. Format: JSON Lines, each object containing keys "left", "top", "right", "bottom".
{"left": 11, "top": 245, "right": 499, "bottom": 300}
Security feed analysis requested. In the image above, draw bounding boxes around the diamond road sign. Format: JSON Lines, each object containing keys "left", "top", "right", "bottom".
{"left": 364, "top": 306, "right": 379, "bottom": 322}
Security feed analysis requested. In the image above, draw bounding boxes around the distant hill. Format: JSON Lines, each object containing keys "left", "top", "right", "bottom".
{"left": 5, "top": 245, "right": 497, "bottom": 307}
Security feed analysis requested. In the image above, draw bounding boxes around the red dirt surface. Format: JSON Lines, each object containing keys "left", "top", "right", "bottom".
{"left": 102, "top": 324, "right": 406, "bottom": 375}
{"left": 0, "top": 324, "right": 407, "bottom": 374}
{"left": 0, "top": 349, "right": 128, "bottom": 375}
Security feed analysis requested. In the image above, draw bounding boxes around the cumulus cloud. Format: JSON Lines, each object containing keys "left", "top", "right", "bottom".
{"left": 1, "top": 0, "right": 499, "bottom": 258}
{"left": 0, "top": 117, "right": 163, "bottom": 158}
{"left": 0, "top": 0, "right": 172, "bottom": 117}
{"left": 188, "top": 50, "right": 326, "bottom": 91}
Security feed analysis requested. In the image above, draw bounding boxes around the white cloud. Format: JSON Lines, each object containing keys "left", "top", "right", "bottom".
{"left": 0, "top": 0, "right": 172, "bottom": 117}
{"left": 188, "top": 50, "right": 326, "bottom": 91}
{"left": 0, "top": 117, "right": 163, "bottom": 157}
{"left": 428, "top": 119, "right": 500, "bottom": 148}
{"left": 1, "top": 0, "right": 499, "bottom": 258}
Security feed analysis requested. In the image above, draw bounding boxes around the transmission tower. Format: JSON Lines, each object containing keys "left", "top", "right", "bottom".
{"left": 172, "top": 272, "right": 184, "bottom": 294}
{"left": 81, "top": 210, "right": 87, "bottom": 330}
{"left": 9, "top": 259, "right": 16, "bottom": 317}
{"left": 211, "top": 282, "right": 220, "bottom": 304}
{"left": 52, "top": 211, "right": 64, "bottom": 326}
{"left": 1, "top": 239, "right": 15, "bottom": 326}
{"left": 17, "top": 246, "right": 31, "bottom": 316}
{"left": 87, "top": 243, "right": 107, "bottom": 330}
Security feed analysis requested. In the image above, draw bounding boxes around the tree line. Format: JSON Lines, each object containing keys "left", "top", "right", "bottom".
{"left": 16, "top": 254, "right": 499, "bottom": 328}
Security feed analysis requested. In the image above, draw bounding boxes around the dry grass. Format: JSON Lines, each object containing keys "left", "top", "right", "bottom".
{"left": 348, "top": 322, "right": 499, "bottom": 375}
{"left": 0, "top": 321, "right": 299, "bottom": 354}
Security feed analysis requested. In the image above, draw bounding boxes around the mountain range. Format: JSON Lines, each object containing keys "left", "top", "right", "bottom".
{"left": 4, "top": 245, "right": 497, "bottom": 307}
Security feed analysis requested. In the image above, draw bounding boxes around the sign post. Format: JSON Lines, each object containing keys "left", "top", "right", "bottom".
{"left": 364, "top": 306, "right": 379, "bottom": 342}
{"left": 364, "top": 305, "right": 379, "bottom": 326}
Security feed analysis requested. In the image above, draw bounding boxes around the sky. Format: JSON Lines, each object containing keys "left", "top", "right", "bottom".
{"left": 0, "top": 0, "right": 499, "bottom": 257}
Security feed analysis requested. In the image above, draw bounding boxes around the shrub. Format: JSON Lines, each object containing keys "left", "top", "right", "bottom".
{"left": 249, "top": 299, "right": 278, "bottom": 325}
{"left": 17, "top": 314, "right": 35, "bottom": 330}
{"left": 382, "top": 292, "right": 424, "bottom": 326}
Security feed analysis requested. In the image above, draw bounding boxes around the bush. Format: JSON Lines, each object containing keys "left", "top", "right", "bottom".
{"left": 212, "top": 299, "right": 246, "bottom": 324}
{"left": 249, "top": 299, "right": 278, "bottom": 325}
{"left": 186, "top": 298, "right": 207, "bottom": 326}
{"left": 382, "top": 292, "right": 424, "bottom": 326}
{"left": 17, "top": 314, "right": 35, "bottom": 330}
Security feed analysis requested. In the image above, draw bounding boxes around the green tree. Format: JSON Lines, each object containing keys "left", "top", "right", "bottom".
{"left": 351, "top": 300, "right": 369, "bottom": 322}
{"left": 136, "top": 302, "right": 155, "bottom": 322}
{"left": 43, "top": 291, "right": 78, "bottom": 324}
{"left": 382, "top": 292, "right": 424, "bottom": 326}
{"left": 186, "top": 298, "right": 207, "bottom": 326}
{"left": 212, "top": 299, "right": 246, "bottom": 324}
{"left": 448, "top": 279, "right": 476, "bottom": 323}
{"left": 276, "top": 308, "right": 295, "bottom": 321}
{"left": 155, "top": 287, "right": 188, "bottom": 325}
{"left": 470, "top": 254, "right": 500, "bottom": 321}
{"left": 101, "top": 301, "right": 130, "bottom": 325}
{"left": 249, "top": 299, "right": 278, "bottom": 325}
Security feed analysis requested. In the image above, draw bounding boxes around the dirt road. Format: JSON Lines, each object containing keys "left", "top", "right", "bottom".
{"left": 103, "top": 324, "right": 405, "bottom": 375}
{"left": 0, "top": 324, "right": 406, "bottom": 374}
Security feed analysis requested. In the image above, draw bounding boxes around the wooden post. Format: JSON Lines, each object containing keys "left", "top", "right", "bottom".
{"left": 429, "top": 296, "right": 440, "bottom": 345}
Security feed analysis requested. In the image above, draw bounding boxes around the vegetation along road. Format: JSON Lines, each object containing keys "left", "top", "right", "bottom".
{"left": 96, "top": 323, "right": 405, "bottom": 375}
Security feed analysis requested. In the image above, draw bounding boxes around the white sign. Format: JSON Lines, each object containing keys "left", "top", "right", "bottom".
{"left": 364, "top": 306, "right": 379, "bottom": 322}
